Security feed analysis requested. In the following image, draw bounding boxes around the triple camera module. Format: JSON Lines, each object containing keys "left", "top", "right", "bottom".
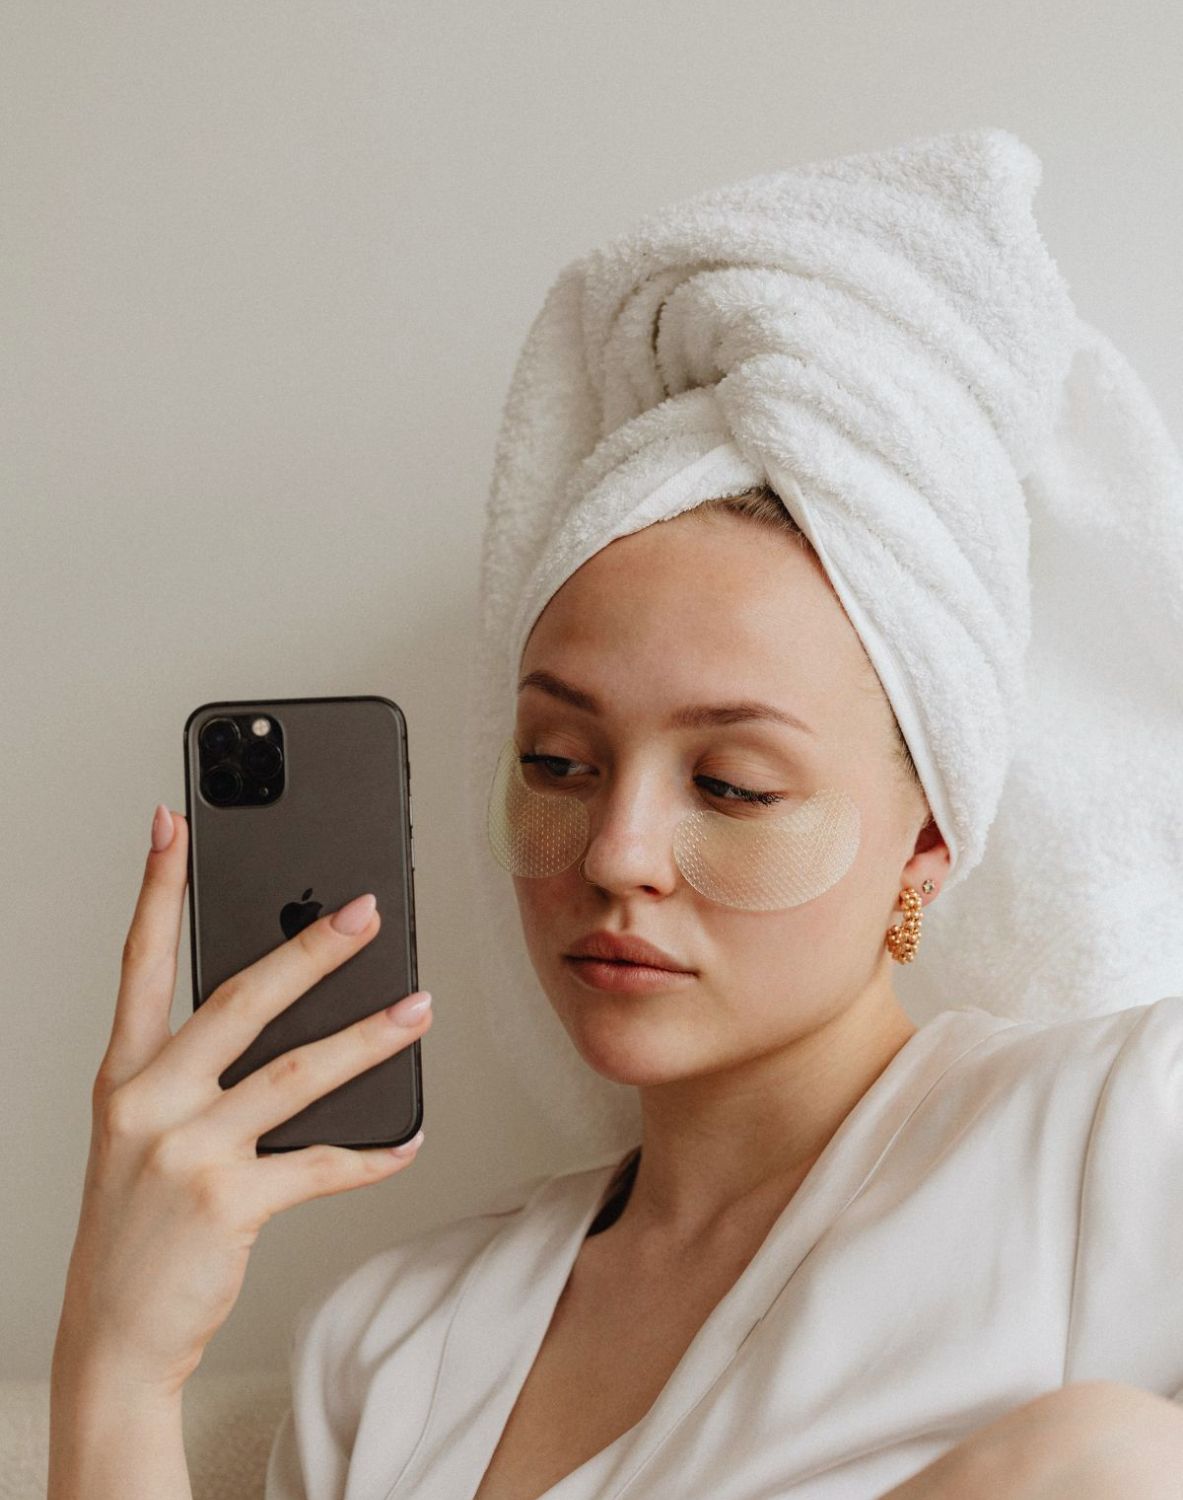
{"left": 198, "top": 713, "right": 286, "bottom": 807}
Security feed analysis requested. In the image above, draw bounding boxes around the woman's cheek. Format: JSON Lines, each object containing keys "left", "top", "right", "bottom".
{"left": 511, "top": 876, "right": 578, "bottom": 972}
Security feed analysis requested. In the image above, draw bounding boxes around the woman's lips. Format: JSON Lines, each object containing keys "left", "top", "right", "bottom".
{"left": 564, "top": 955, "right": 697, "bottom": 994}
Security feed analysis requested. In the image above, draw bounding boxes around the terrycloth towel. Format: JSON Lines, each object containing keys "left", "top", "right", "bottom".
{"left": 463, "top": 126, "right": 1183, "bottom": 1155}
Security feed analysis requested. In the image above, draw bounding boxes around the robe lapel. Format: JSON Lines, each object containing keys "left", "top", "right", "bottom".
{"left": 380, "top": 1153, "right": 625, "bottom": 1498}
{"left": 383, "top": 1006, "right": 1010, "bottom": 1500}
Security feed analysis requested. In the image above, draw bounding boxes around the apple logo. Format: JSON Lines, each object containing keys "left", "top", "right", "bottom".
{"left": 280, "top": 887, "right": 322, "bottom": 939}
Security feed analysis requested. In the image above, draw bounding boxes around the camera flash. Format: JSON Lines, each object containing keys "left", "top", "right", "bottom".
{"left": 251, "top": 717, "right": 272, "bottom": 738}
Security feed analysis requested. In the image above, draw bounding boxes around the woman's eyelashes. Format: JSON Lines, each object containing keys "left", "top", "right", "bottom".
{"left": 696, "top": 775, "right": 784, "bottom": 807}
{"left": 517, "top": 753, "right": 786, "bottom": 807}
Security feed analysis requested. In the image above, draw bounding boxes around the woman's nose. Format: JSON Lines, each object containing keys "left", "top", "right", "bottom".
{"left": 577, "top": 786, "right": 684, "bottom": 896}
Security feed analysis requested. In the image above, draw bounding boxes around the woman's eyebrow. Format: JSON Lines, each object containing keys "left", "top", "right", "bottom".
{"left": 517, "top": 669, "right": 815, "bottom": 737}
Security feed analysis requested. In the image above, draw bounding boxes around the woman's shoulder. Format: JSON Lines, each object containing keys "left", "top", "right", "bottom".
{"left": 887, "top": 995, "right": 1183, "bottom": 1187}
{"left": 1059, "top": 992, "right": 1183, "bottom": 1395}
{"left": 938, "top": 992, "right": 1183, "bottom": 1100}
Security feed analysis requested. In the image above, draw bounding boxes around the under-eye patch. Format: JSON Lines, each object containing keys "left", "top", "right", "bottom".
{"left": 486, "top": 737, "right": 859, "bottom": 911}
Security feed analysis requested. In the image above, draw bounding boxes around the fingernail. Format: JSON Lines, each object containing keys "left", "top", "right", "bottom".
{"left": 151, "top": 803, "right": 174, "bottom": 852}
{"left": 386, "top": 991, "right": 431, "bottom": 1025}
{"left": 389, "top": 1129, "right": 424, "bottom": 1156}
{"left": 330, "top": 893, "right": 377, "bottom": 934}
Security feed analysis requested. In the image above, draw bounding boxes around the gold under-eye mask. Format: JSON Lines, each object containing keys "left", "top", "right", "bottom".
{"left": 486, "top": 737, "right": 860, "bottom": 911}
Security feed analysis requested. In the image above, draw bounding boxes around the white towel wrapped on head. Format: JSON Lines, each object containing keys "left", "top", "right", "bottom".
{"left": 464, "top": 126, "right": 1183, "bottom": 1155}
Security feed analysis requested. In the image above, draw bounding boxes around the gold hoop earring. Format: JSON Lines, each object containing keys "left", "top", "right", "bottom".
{"left": 885, "top": 885, "right": 926, "bottom": 964}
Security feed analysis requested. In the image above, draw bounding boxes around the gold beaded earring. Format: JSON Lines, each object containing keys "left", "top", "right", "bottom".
{"left": 885, "top": 879, "right": 934, "bottom": 964}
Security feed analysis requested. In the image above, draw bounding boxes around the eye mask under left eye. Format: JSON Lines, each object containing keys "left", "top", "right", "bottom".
{"left": 485, "top": 737, "right": 860, "bottom": 911}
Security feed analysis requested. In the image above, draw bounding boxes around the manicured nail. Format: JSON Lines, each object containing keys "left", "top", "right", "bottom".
{"left": 330, "top": 893, "right": 377, "bottom": 934}
{"left": 386, "top": 991, "right": 431, "bottom": 1025}
{"left": 151, "top": 803, "right": 174, "bottom": 852}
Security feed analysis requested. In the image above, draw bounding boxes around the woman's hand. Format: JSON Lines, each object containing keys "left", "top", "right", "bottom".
{"left": 879, "top": 1381, "right": 1183, "bottom": 1499}
{"left": 52, "top": 805, "right": 433, "bottom": 1401}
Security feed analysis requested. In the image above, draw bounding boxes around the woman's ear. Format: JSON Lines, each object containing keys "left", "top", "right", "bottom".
{"left": 901, "top": 814, "right": 951, "bottom": 903}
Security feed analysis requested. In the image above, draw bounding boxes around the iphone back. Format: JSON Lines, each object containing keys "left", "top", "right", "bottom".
{"left": 182, "top": 695, "right": 422, "bottom": 1152}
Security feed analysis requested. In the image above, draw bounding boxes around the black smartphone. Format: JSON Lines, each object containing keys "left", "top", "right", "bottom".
{"left": 182, "top": 695, "right": 422, "bottom": 1153}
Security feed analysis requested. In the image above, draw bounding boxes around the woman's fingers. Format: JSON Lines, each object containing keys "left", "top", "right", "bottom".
{"left": 65, "top": 803, "right": 433, "bottom": 1398}
{"left": 252, "top": 1129, "right": 427, "bottom": 1219}
{"left": 101, "top": 806, "right": 190, "bottom": 1093}
{"left": 158, "top": 899, "right": 392, "bottom": 1091}
{"left": 196, "top": 993, "right": 433, "bottom": 1155}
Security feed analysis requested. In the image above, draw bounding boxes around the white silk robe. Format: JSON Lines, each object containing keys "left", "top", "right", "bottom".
{"left": 264, "top": 997, "right": 1183, "bottom": 1499}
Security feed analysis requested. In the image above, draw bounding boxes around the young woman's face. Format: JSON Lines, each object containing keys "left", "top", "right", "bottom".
{"left": 511, "top": 509, "right": 936, "bottom": 1087}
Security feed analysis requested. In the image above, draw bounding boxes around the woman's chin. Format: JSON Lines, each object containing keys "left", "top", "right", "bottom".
{"left": 557, "top": 997, "right": 707, "bottom": 1085}
{"left": 570, "top": 1038, "right": 692, "bottom": 1088}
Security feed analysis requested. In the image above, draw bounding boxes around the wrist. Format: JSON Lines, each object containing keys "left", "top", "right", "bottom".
{"left": 51, "top": 1335, "right": 190, "bottom": 1410}
{"left": 48, "top": 1360, "right": 190, "bottom": 1500}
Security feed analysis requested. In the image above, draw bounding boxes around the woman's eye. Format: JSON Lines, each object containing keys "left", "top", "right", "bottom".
{"left": 519, "top": 753, "right": 586, "bottom": 780}
{"left": 519, "top": 755, "right": 784, "bottom": 807}
{"left": 695, "top": 775, "right": 785, "bottom": 807}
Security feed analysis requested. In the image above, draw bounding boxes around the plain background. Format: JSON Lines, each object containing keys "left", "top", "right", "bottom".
{"left": 3, "top": 0, "right": 1180, "bottom": 1380}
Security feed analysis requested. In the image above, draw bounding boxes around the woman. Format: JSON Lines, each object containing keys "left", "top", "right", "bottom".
{"left": 50, "top": 487, "right": 1183, "bottom": 1500}
{"left": 265, "top": 482, "right": 1183, "bottom": 1500}
{"left": 50, "top": 128, "right": 1183, "bottom": 1498}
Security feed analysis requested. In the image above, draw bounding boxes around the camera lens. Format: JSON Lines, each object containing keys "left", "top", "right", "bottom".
{"left": 200, "top": 717, "right": 241, "bottom": 758}
{"left": 201, "top": 765, "right": 242, "bottom": 804}
{"left": 242, "top": 739, "right": 282, "bottom": 779}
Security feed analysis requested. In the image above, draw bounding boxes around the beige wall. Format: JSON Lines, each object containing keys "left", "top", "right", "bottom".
{"left": 4, "top": 0, "right": 1180, "bottom": 1379}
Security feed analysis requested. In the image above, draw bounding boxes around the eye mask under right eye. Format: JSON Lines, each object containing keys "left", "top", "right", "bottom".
{"left": 486, "top": 737, "right": 860, "bottom": 911}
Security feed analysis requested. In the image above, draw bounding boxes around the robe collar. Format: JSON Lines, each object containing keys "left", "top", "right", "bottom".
{"left": 382, "top": 1005, "right": 1013, "bottom": 1499}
